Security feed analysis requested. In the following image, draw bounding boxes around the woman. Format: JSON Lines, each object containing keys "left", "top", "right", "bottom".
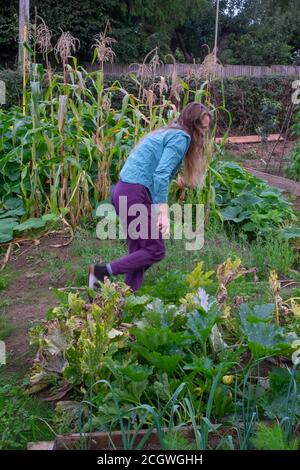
{"left": 88, "top": 102, "right": 213, "bottom": 292}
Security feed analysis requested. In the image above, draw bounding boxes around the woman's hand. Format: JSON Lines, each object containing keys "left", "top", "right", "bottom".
{"left": 157, "top": 203, "right": 170, "bottom": 236}
{"left": 176, "top": 174, "right": 185, "bottom": 189}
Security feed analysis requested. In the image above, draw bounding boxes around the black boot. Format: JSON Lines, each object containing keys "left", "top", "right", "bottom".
{"left": 88, "top": 264, "right": 109, "bottom": 289}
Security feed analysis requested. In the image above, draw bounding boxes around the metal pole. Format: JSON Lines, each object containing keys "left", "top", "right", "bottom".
{"left": 213, "top": 0, "right": 220, "bottom": 77}
{"left": 18, "top": 0, "right": 30, "bottom": 69}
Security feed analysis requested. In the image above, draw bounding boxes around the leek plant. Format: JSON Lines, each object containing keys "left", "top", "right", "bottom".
{"left": 79, "top": 381, "right": 187, "bottom": 450}
{"left": 233, "top": 359, "right": 261, "bottom": 450}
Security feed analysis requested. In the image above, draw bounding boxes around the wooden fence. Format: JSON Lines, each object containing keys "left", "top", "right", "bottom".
{"left": 86, "top": 63, "right": 300, "bottom": 78}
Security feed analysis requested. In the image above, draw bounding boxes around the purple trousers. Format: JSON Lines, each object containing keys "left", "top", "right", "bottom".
{"left": 110, "top": 181, "right": 166, "bottom": 291}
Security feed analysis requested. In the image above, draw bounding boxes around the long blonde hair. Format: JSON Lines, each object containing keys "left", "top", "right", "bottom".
{"left": 167, "top": 102, "right": 213, "bottom": 188}
{"left": 131, "top": 102, "right": 213, "bottom": 187}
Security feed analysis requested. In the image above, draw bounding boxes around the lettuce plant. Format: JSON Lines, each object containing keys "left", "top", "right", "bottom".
{"left": 27, "top": 280, "right": 131, "bottom": 394}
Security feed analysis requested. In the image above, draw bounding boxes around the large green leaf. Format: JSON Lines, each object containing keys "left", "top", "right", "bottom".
{"left": 183, "top": 356, "right": 215, "bottom": 376}
{"left": 280, "top": 226, "right": 300, "bottom": 240}
{"left": 130, "top": 326, "right": 190, "bottom": 353}
{"left": 41, "top": 213, "right": 60, "bottom": 223}
{"left": 120, "top": 364, "right": 153, "bottom": 382}
{"left": 4, "top": 197, "right": 24, "bottom": 211}
{"left": 0, "top": 208, "right": 25, "bottom": 219}
{"left": 113, "top": 380, "right": 149, "bottom": 403}
{"left": 0, "top": 218, "right": 19, "bottom": 243}
{"left": 132, "top": 345, "right": 182, "bottom": 373}
{"left": 220, "top": 206, "right": 241, "bottom": 221}
{"left": 187, "top": 304, "right": 220, "bottom": 350}
{"left": 242, "top": 322, "right": 294, "bottom": 357}
{"left": 260, "top": 368, "right": 300, "bottom": 420}
{"left": 239, "top": 304, "right": 295, "bottom": 357}
{"left": 239, "top": 303, "right": 275, "bottom": 323}
{"left": 13, "top": 217, "right": 46, "bottom": 233}
{"left": 231, "top": 192, "right": 263, "bottom": 207}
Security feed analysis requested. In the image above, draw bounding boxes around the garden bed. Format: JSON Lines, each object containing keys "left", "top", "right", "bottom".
{"left": 1, "top": 29, "right": 300, "bottom": 451}
{"left": 28, "top": 425, "right": 239, "bottom": 450}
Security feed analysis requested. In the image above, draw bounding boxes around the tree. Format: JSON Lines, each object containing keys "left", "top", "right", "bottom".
{"left": 0, "top": 1, "right": 19, "bottom": 66}
{"left": 0, "top": 0, "right": 299, "bottom": 66}
{"left": 223, "top": 0, "right": 300, "bottom": 64}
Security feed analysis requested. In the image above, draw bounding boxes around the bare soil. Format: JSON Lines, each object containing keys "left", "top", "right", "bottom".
{"left": 3, "top": 234, "right": 72, "bottom": 372}
{"left": 227, "top": 140, "right": 296, "bottom": 175}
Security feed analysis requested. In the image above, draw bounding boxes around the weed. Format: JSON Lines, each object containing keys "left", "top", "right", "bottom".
{"left": 0, "top": 374, "right": 56, "bottom": 450}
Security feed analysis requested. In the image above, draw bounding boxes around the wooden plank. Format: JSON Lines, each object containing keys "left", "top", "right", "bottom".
{"left": 244, "top": 167, "right": 300, "bottom": 197}
{"left": 215, "top": 134, "right": 283, "bottom": 144}
{"left": 53, "top": 428, "right": 193, "bottom": 450}
{"left": 27, "top": 441, "right": 55, "bottom": 450}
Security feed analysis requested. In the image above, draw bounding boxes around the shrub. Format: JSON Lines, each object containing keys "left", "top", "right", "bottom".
{"left": 0, "top": 70, "right": 296, "bottom": 135}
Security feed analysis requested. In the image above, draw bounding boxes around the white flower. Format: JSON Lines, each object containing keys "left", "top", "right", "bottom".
{"left": 197, "top": 288, "right": 210, "bottom": 312}
{"left": 108, "top": 328, "right": 123, "bottom": 339}
{"left": 291, "top": 340, "right": 300, "bottom": 365}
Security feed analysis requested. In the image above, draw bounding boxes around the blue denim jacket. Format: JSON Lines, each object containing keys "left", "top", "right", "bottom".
{"left": 119, "top": 128, "right": 191, "bottom": 204}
